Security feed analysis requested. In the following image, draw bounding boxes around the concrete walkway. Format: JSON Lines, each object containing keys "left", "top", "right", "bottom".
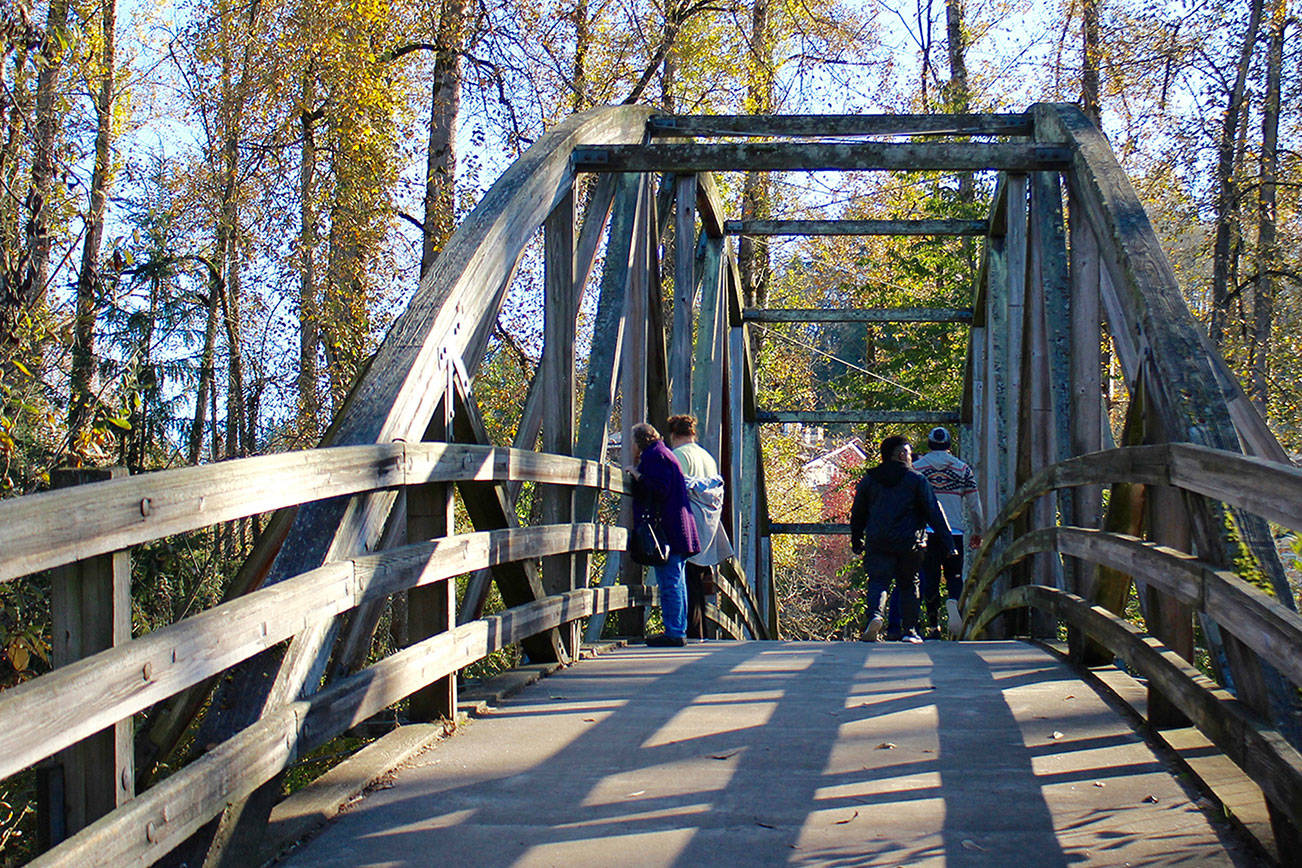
{"left": 280, "top": 641, "right": 1255, "bottom": 867}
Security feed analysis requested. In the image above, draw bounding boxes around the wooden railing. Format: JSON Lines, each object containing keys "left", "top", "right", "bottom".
{"left": 957, "top": 443, "right": 1302, "bottom": 833}
{"left": 0, "top": 444, "right": 655, "bottom": 866}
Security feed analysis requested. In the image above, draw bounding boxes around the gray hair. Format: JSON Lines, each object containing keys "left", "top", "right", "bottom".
{"left": 632, "top": 422, "right": 661, "bottom": 448}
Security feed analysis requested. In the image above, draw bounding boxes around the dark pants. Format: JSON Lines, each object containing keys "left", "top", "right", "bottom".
{"left": 685, "top": 562, "right": 713, "bottom": 639}
{"left": 889, "top": 533, "right": 963, "bottom": 634}
{"left": 864, "top": 549, "right": 924, "bottom": 633}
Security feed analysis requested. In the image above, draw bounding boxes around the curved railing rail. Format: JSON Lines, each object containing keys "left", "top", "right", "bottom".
{"left": 0, "top": 443, "right": 627, "bottom": 583}
{"left": 0, "top": 444, "right": 640, "bottom": 866}
{"left": 958, "top": 443, "right": 1302, "bottom": 832}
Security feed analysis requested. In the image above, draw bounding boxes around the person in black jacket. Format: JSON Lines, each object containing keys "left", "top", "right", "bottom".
{"left": 849, "top": 435, "right": 955, "bottom": 643}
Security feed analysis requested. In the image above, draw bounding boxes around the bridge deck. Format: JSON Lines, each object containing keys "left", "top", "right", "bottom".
{"left": 281, "top": 641, "right": 1252, "bottom": 866}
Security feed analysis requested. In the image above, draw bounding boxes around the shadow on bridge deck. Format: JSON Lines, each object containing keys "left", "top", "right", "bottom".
{"left": 279, "top": 641, "right": 1255, "bottom": 867}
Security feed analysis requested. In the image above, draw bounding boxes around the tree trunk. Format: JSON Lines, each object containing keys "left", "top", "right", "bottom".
{"left": 739, "top": 0, "right": 772, "bottom": 347}
{"left": 68, "top": 0, "right": 118, "bottom": 450}
{"left": 572, "top": 0, "right": 587, "bottom": 112}
{"left": 1081, "top": 0, "right": 1101, "bottom": 129}
{"left": 15, "top": 0, "right": 71, "bottom": 314}
{"left": 298, "top": 75, "right": 320, "bottom": 438}
{"left": 1209, "top": 0, "right": 1264, "bottom": 348}
{"left": 1250, "top": 0, "right": 1284, "bottom": 410}
{"left": 421, "top": 0, "right": 466, "bottom": 278}
{"left": 188, "top": 282, "right": 220, "bottom": 464}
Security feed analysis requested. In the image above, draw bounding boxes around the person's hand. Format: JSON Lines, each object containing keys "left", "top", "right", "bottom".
{"left": 625, "top": 465, "right": 640, "bottom": 480}
{"left": 969, "top": 534, "right": 983, "bottom": 550}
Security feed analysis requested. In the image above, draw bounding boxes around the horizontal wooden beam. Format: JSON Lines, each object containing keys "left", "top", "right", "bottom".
{"left": 726, "top": 219, "right": 987, "bottom": 236}
{"left": 0, "top": 443, "right": 630, "bottom": 583}
{"left": 744, "top": 307, "right": 973, "bottom": 324}
{"left": 770, "top": 522, "right": 851, "bottom": 535}
{"left": 648, "top": 113, "right": 1035, "bottom": 138}
{"left": 0, "top": 523, "right": 626, "bottom": 783}
{"left": 30, "top": 583, "right": 654, "bottom": 868}
{"left": 573, "top": 143, "right": 1072, "bottom": 174}
{"left": 756, "top": 410, "right": 961, "bottom": 425}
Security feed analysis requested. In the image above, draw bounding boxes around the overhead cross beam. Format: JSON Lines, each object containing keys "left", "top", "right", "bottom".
{"left": 756, "top": 410, "right": 961, "bottom": 424}
{"left": 744, "top": 308, "right": 973, "bottom": 324}
{"left": 727, "top": 219, "right": 988, "bottom": 236}
{"left": 573, "top": 143, "right": 1072, "bottom": 174}
{"left": 648, "top": 113, "right": 1034, "bottom": 138}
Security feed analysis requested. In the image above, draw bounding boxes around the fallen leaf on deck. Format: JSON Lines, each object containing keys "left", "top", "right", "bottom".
{"left": 1093, "top": 781, "right": 1105, "bottom": 788}
{"left": 711, "top": 749, "right": 742, "bottom": 760}
{"left": 876, "top": 742, "right": 897, "bottom": 750}
{"left": 1049, "top": 731, "right": 1064, "bottom": 740}
{"left": 628, "top": 790, "right": 645, "bottom": 797}
{"left": 583, "top": 717, "right": 597, "bottom": 722}
{"left": 1143, "top": 794, "right": 1159, "bottom": 804}
{"left": 756, "top": 821, "right": 776, "bottom": 829}
{"left": 1065, "top": 694, "right": 1075, "bottom": 700}
{"left": 961, "top": 840, "right": 986, "bottom": 852}
{"left": 833, "top": 811, "right": 859, "bottom": 825}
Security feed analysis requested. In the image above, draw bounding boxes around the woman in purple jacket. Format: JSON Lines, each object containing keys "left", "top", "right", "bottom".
{"left": 627, "top": 423, "right": 700, "bottom": 646}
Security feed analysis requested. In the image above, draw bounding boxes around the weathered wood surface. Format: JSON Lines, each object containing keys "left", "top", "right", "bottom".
{"left": 755, "top": 410, "right": 960, "bottom": 425}
{"left": 29, "top": 582, "right": 654, "bottom": 868}
{"left": 669, "top": 173, "right": 697, "bottom": 414}
{"left": 769, "top": 522, "right": 851, "bottom": 534}
{"left": 966, "top": 526, "right": 1302, "bottom": 690}
{"left": 984, "top": 585, "right": 1302, "bottom": 833}
{"left": 716, "top": 559, "right": 765, "bottom": 639}
{"left": 743, "top": 307, "right": 972, "bottom": 323}
{"left": 725, "top": 219, "right": 987, "bottom": 236}
{"left": 573, "top": 142, "right": 1073, "bottom": 173}
{"left": 48, "top": 467, "right": 134, "bottom": 836}
{"left": 0, "top": 523, "right": 628, "bottom": 784}
{"left": 541, "top": 189, "right": 578, "bottom": 608}
{"left": 280, "top": 641, "right": 1246, "bottom": 868}
{"left": 0, "top": 444, "right": 630, "bottom": 582}
{"left": 648, "top": 112, "right": 1035, "bottom": 137}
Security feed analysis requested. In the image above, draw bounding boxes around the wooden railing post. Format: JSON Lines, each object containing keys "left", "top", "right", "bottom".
{"left": 542, "top": 186, "right": 579, "bottom": 657}
{"left": 407, "top": 405, "right": 457, "bottom": 722}
{"left": 40, "top": 467, "right": 133, "bottom": 845}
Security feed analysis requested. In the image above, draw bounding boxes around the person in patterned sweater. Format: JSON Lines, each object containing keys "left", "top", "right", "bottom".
{"left": 911, "top": 427, "right": 984, "bottom": 637}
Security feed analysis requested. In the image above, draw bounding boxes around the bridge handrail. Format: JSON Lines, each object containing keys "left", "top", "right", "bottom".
{"left": 962, "top": 443, "right": 1302, "bottom": 629}
{"left": 965, "top": 526, "right": 1302, "bottom": 689}
{"left": 981, "top": 584, "right": 1302, "bottom": 833}
{"left": 0, "top": 522, "right": 627, "bottom": 783}
{"left": 0, "top": 442, "right": 630, "bottom": 583}
{"left": 714, "top": 558, "right": 766, "bottom": 638}
{"left": 28, "top": 580, "right": 654, "bottom": 868}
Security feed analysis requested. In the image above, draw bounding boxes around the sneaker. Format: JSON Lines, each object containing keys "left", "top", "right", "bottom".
{"left": 901, "top": 630, "right": 924, "bottom": 644}
{"left": 946, "top": 599, "right": 963, "bottom": 637}
{"left": 645, "top": 634, "right": 686, "bottom": 647}
{"left": 861, "top": 615, "right": 884, "bottom": 642}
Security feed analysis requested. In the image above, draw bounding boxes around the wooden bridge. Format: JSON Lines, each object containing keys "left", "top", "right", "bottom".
{"left": 2, "top": 104, "right": 1301, "bottom": 866}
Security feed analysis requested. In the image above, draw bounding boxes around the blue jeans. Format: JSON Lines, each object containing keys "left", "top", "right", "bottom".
{"left": 654, "top": 554, "right": 688, "bottom": 638}
{"left": 890, "top": 533, "right": 963, "bottom": 634}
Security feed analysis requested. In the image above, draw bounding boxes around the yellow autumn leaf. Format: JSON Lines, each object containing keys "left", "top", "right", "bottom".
{"left": 9, "top": 641, "right": 29, "bottom": 672}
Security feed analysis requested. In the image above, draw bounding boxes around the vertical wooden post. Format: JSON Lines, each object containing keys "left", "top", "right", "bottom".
{"left": 541, "top": 186, "right": 578, "bottom": 657}
{"left": 45, "top": 467, "right": 134, "bottom": 842}
{"left": 669, "top": 174, "right": 697, "bottom": 414}
{"left": 1067, "top": 182, "right": 1104, "bottom": 592}
{"left": 1140, "top": 376, "right": 1194, "bottom": 728}
{"left": 618, "top": 179, "right": 652, "bottom": 636}
{"left": 1003, "top": 174, "right": 1028, "bottom": 513}
{"left": 408, "top": 401, "right": 457, "bottom": 722}
{"left": 691, "top": 235, "right": 724, "bottom": 450}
